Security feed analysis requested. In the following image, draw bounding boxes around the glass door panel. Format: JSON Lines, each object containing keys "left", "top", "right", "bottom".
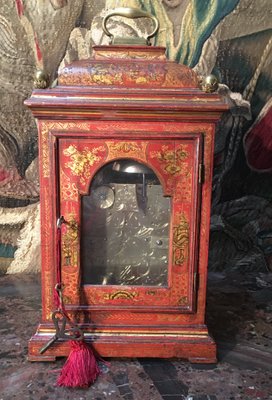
{"left": 81, "top": 159, "right": 171, "bottom": 286}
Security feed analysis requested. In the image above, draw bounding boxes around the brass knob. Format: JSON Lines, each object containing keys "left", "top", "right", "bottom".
{"left": 200, "top": 74, "right": 219, "bottom": 93}
{"left": 34, "top": 70, "right": 50, "bottom": 89}
{"left": 102, "top": 7, "right": 159, "bottom": 46}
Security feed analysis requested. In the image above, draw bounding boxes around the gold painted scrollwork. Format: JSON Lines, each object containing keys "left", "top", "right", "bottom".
{"left": 177, "top": 296, "right": 188, "bottom": 306}
{"left": 173, "top": 212, "right": 189, "bottom": 266}
{"left": 60, "top": 168, "right": 78, "bottom": 202}
{"left": 106, "top": 141, "right": 147, "bottom": 160}
{"left": 104, "top": 291, "right": 138, "bottom": 300}
{"left": 62, "top": 217, "right": 79, "bottom": 267}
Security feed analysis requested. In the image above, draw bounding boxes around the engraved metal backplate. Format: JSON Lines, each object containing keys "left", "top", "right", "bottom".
{"left": 81, "top": 160, "right": 170, "bottom": 287}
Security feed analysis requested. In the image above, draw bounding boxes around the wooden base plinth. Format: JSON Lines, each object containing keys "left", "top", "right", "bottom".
{"left": 28, "top": 326, "right": 217, "bottom": 363}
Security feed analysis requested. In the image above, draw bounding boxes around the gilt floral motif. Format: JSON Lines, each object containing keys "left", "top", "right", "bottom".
{"left": 150, "top": 145, "right": 188, "bottom": 176}
{"left": 63, "top": 145, "right": 104, "bottom": 185}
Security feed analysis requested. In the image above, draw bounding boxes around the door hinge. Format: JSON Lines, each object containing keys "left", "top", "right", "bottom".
{"left": 199, "top": 163, "right": 205, "bottom": 184}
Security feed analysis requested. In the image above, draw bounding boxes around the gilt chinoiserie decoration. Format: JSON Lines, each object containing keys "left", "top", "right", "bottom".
{"left": 25, "top": 8, "right": 228, "bottom": 363}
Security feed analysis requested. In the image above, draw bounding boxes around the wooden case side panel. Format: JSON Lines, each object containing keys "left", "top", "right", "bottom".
{"left": 196, "top": 125, "right": 216, "bottom": 323}
{"left": 38, "top": 120, "right": 56, "bottom": 321}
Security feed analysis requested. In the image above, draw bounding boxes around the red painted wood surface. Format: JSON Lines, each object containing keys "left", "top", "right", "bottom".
{"left": 26, "top": 45, "right": 228, "bottom": 362}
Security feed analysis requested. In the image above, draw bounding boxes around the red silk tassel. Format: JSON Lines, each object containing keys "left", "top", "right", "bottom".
{"left": 54, "top": 221, "right": 102, "bottom": 388}
{"left": 57, "top": 340, "right": 100, "bottom": 388}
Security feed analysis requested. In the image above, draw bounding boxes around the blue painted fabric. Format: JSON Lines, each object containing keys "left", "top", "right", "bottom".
{"left": 0, "top": 243, "right": 16, "bottom": 258}
{"left": 180, "top": 0, "right": 240, "bottom": 66}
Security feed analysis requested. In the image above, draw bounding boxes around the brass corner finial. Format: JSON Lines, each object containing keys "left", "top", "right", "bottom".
{"left": 200, "top": 74, "right": 219, "bottom": 93}
{"left": 33, "top": 70, "right": 50, "bottom": 89}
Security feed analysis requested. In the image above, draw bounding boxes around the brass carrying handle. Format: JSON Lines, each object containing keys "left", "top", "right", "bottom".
{"left": 102, "top": 7, "right": 159, "bottom": 45}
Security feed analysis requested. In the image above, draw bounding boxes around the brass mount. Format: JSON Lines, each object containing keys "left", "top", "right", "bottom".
{"left": 102, "top": 7, "right": 159, "bottom": 46}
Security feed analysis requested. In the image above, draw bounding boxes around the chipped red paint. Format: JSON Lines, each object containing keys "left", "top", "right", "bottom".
{"left": 15, "top": 0, "right": 24, "bottom": 17}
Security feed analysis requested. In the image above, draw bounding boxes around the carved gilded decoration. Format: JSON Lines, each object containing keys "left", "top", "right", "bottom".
{"left": 173, "top": 212, "right": 189, "bottom": 266}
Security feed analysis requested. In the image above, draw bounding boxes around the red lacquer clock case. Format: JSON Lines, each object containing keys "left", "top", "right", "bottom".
{"left": 25, "top": 41, "right": 228, "bottom": 362}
